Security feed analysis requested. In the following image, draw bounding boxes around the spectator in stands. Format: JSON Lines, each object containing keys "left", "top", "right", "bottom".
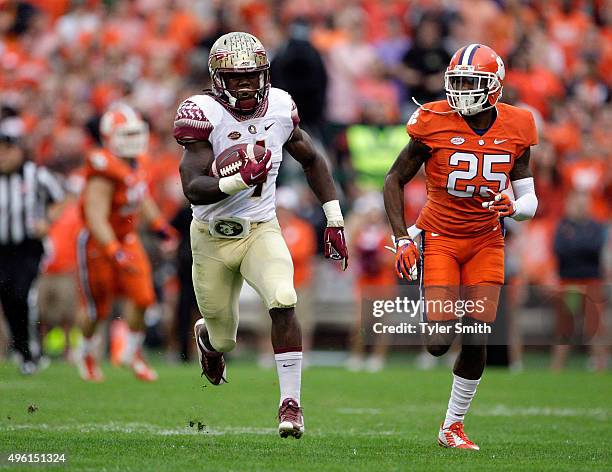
{"left": 271, "top": 18, "right": 328, "bottom": 137}
{"left": 552, "top": 189, "right": 608, "bottom": 371}
{"left": 397, "top": 16, "right": 450, "bottom": 109}
{"left": 325, "top": 6, "right": 381, "bottom": 126}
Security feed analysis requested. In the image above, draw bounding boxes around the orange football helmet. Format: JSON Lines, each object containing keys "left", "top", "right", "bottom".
{"left": 100, "top": 103, "right": 149, "bottom": 159}
{"left": 445, "top": 44, "right": 505, "bottom": 116}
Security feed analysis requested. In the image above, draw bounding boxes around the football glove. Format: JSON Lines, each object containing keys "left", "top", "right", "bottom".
{"left": 324, "top": 226, "right": 349, "bottom": 270}
{"left": 239, "top": 147, "right": 272, "bottom": 186}
{"left": 385, "top": 236, "right": 419, "bottom": 280}
{"left": 482, "top": 190, "right": 515, "bottom": 217}
{"left": 322, "top": 200, "right": 348, "bottom": 270}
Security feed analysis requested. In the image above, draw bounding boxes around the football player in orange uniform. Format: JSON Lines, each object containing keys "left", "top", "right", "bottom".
{"left": 384, "top": 44, "right": 538, "bottom": 450}
{"left": 76, "top": 103, "right": 176, "bottom": 382}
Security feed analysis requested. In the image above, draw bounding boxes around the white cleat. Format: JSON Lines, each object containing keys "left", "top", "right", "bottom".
{"left": 77, "top": 353, "right": 104, "bottom": 382}
{"left": 438, "top": 422, "right": 480, "bottom": 450}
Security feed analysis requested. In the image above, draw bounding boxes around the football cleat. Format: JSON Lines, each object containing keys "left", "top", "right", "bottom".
{"left": 77, "top": 353, "right": 104, "bottom": 382}
{"left": 194, "top": 318, "right": 227, "bottom": 385}
{"left": 278, "top": 398, "right": 304, "bottom": 439}
{"left": 19, "top": 360, "right": 37, "bottom": 376}
{"left": 130, "top": 351, "right": 158, "bottom": 382}
{"left": 438, "top": 422, "right": 480, "bottom": 450}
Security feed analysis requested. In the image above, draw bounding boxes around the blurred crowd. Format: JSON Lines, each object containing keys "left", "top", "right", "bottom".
{"left": 0, "top": 0, "right": 610, "bottom": 369}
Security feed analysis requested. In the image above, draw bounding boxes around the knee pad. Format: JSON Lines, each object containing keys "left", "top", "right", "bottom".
{"left": 210, "top": 337, "right": 236, "bottom": 353}
{"left": 272, "top": 283, "right": 297, "bottom": 308}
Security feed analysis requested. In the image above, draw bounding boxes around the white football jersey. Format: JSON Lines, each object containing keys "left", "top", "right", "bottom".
{"left": 174, "top": 88, "right": 299, "bottom": 222}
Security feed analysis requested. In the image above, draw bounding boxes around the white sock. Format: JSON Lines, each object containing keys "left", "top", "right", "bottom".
{"left": 123, "top": 330, "right": 145, "bottom": 363}
{"left": 274, "top": 351, "right": 302, "bottom": 406}
{"left": 443, "top": 374, "right": 480, "bottom": 429}
{"left": 81, "top": 336, "right": 94, "bottom": 355}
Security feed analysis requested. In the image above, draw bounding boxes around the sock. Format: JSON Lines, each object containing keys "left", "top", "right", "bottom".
{"left": 123, "top": 330, "right": 144, "bottom": 363}
{"left": 274, "top": 351, "right": 302, "bottom": 406}
{"left": 81, "top": 336, "right": 94, "bottom": 355}
{"left": 443, "top": 374, "right": 480, "bottom": 429}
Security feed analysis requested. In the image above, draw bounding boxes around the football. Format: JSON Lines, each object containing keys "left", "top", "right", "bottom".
{"left": 211, "top": 143, "right": 267, "bottom": 178}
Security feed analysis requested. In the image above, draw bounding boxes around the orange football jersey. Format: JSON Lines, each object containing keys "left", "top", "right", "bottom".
{"left": 81, "top": 149, "right": 149, "bottom": 240}
{"left": 407, "top": 101, "right": 538, "bottom": 237}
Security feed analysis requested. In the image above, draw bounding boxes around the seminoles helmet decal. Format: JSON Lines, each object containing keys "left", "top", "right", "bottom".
{"left": 100, "top": 103, "right": 149, "bottom": 159}
{"left": 208, "top": 32, "right": 270, "bottom": 113}
{"left": 445, "top": 44, "right": 505, "bottom": 116}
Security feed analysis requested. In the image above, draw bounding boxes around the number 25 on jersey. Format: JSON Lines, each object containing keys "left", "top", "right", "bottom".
{"left": 446, "top": 152, "right": 511, "bottom": 198}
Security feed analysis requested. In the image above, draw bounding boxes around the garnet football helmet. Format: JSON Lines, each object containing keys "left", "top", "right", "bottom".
{"left": 208, "top": 32, "right": 270, "bottom": 113}
{"left": 100, "top": 103, "right": 149, "bottom": 159}
{"left": 445, "top": 44, "right": 505, "bottom": 116}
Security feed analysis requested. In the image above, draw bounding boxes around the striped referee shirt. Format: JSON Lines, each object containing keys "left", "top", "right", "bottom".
{"left": 0, "top": 161, "right": 64, "bottom": 248}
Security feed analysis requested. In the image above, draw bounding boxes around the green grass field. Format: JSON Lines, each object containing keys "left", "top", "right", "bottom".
{"left": 1, "top": 358, "right": 610, "bottom": 471}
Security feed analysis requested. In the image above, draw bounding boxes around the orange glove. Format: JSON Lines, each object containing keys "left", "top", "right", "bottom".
{"left": 386, "top": 237, "right": 419, "bottom": 281}
{"left": 482, "top": 191, "right": 515, "bottom": 217}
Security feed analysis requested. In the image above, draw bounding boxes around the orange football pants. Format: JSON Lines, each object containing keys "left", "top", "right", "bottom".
{"left": 419, "top": 227, "right": 504, "bottom": 323}
{"left": 76, "top": 230, "right": 155, "bottom": 320}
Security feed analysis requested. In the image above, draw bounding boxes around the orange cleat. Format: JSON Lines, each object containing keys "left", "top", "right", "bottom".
{"left": 438, "top": 422, "right": 480, "bottom": 450}
{"left": 130, "top": 351, "right": 158, "bottom": 382}
{"left": 78, "top": 353, "right": 105, "bottom": 382}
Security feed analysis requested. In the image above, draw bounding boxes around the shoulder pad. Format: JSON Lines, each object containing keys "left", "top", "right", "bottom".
{"left": 173, "top": 97, "right": 214, "bottom": 145}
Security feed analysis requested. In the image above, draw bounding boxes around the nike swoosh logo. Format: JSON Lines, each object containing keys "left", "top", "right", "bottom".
{"left": 250, "top": 171, "right": 265, "bottom": 180}
{"left": 494, "top": 139, "right": 507, "bottom": 144}
{"left": 282, "top": 363, "right": 295, "bottom": 367}
{"left": 431, "top": 233, "right": 439, "bottom": 237}
{"left": 264, "top": 123, "right": 275, "bottom": 131}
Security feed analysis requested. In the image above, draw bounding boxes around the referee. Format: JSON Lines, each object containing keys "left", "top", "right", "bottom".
{"left": 0, "top": 131, "right": 64, "bottom": 374}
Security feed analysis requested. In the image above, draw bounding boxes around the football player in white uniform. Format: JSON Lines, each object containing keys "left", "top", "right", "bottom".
{"left": 174, "top": 32, "right": 349, "bottom": 439}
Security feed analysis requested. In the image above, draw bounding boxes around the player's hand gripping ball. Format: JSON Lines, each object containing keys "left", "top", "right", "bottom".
{"left": 211, "top": 143, "right": 272, "bottom": 186}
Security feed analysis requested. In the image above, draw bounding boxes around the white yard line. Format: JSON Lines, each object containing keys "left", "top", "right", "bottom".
{"left": 0, "top": 422, "right": 398, "bottom": 437}
{"left": 335, "top": 405, "right": 609, "bottom": 420}
{"left": 474, "top": 405, "right": 609, "bottom": 419}
{"left": 1, "top": 405, "right": 607, "bottom": 437}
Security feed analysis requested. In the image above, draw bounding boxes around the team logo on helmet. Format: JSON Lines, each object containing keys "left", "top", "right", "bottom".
{"left": 208, "top": 32, "right": 271, "bottom": 114}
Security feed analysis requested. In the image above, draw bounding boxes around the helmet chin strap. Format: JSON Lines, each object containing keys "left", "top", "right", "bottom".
{"left": 411, "top": 97, "right": 458, "bottom": 115}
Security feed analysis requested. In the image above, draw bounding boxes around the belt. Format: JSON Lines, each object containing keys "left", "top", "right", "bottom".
{"left": 196, "top": 219, "right": 269, "bottom": 229}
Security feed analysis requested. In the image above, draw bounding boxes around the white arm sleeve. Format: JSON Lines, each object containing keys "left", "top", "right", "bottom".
{"left": 511, "top": 177, "right": 538, "bottom": 221}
